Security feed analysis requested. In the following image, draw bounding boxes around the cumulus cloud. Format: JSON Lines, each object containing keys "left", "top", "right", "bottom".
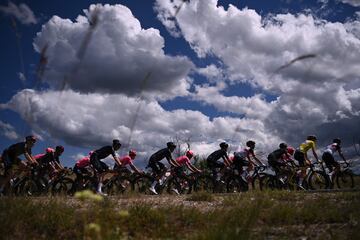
{"left": 192, "top": 83, "right": 277, "bottom": 118}
{"left": 1, "top": 89, "right": 281, "bottom": 163}
{"left": 155, "top": 0, "right": 360, "bottom": 147}
{"left": 0, "top": 2, "right": 37, "bottom": 24}
{"left": 340, "top": 0, "right": 360, "bottom": 7}
{"left": 0, "top": 120, "right": 20, "bottom": 140}
{"left": 33, "top": 4, "right": 193, "bottom": 100}
{"left": 196, "top": 64, "right": 224, "bottom": 81}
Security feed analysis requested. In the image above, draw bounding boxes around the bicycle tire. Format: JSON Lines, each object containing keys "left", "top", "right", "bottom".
{"left": 336, "top": 170, "right": 354, "bottom": 189}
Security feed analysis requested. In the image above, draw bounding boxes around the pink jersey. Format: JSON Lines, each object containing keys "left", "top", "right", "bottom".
{"left": 76, "top": 156, "right": 90, "bottom": 168}
{"left": 34, "top": 153, "right": 45, "bottom": 160}
{"left": 120, "top": 155, "right": 133, "bottom": 166}
{"left": 176, "top": 155, "right": 190, "bottom": 166}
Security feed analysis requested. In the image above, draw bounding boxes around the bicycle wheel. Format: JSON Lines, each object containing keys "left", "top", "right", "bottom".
{"left": 104, "top": 177, "right": 132, "bottom": 195}
{"left": 226, "top": 176, "right": 248, "bottom": 193}
{"left": 336, "top": 171, "right": 354, "bottom": 189}
{"left": 192, "top": 175, "right": 214, "bottom": 193}
{"left": 308, "top": 171, "right": 329, "bottom": 190}
{"left": 132, "top": 175, "right": 153, "bottom": 194}
{"left": 260, "top": 175, "right": 277, "bottom": 191}
{"left": 52, "top": 177, "right": 74, "bottom": 195}
{"left": 19, "top": 178, "right": 41, "bottom": 196}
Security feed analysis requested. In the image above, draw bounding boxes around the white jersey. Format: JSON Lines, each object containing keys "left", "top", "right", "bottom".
{"left": 324, "top": 143, "right": 340, "bottom": 156}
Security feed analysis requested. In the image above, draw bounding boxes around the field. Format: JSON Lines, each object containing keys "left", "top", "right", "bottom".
{"left": 1, "top": 188, "right": 360, "bottom": 240}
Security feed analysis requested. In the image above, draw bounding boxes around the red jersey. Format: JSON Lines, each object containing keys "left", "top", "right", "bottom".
{"left": 120, "top": 155, "right": 133, "bottom": 166}
{"left": 176, "top": 155, "right": 190, "bottom": 166}
{"left": 76, "top": 156, "right": 90, "bottom": 168}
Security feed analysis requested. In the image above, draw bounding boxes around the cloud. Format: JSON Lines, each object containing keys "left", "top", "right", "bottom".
{"left": 33, "top": 4, "right": 193, "bottom": 100}
{"left": 192, "top": 83, "right": 277, "bottom": 119}
{"left": 0, "top": 2, "right": 37, "bottom": 24}
{"left": 155, "top": 0, "right": 360, "bottom": 147}
{"left": 1, "top": 89, "right": 281, "bottom": 162}
{"left": 340, "top": 0, "right": 360, "bottom": 7}
{"left": 0, "top": 120, "right": 20, "bottom": 140}
{"left": 196, "top": 64, "right": 224, "bottom": 81}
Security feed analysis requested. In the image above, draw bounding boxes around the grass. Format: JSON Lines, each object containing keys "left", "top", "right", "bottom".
{"left": 185, "top": 191, "right": 214, "bottom": 202}
{"left": 0, "top": 190, "right": 359, "bottom": 239}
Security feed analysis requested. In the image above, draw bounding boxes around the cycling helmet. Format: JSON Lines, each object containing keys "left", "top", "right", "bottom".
{"left": 307, "top": 135, "right": 317, "bottom": 141}
{"left": 55, "top": 145, "right": 64, "bottom": 153}
{"left": 246, "top": 140, "right": 255, "bottom": 148}
{"left": 25, "top": 135, "right": 36, "bottom": 143}
{"left": 113, "top": 139, "right": 121, "bottom": 147}
{"left": 287, "top": 147, "right": 295, "bottom": 156}
{"left": 333, "top": 138, "right": 341, "bottom": 144}
{"left": 46, "top": 147, "right": 54, "bottom": 153}
{"left": 219, "top": 142, "right": 229, "bottom": 149}
{"left": 186, "top": 150, "right": 194, "bottom": 159}
{"left": 129, "top": 150, "right": 137, "bottom": 158}
{"left": 279, "top": 143, "right": 287, "bottom": 149}
{"left": 167, "top": 142, "right": 176, "bottom": 149}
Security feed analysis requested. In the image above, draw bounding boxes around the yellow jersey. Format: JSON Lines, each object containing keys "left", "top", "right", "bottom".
{"left": 299, "top": 140, "right": 316, "bottom": 153}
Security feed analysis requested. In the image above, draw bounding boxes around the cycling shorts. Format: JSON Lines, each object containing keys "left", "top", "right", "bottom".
{"left": 322, "top": 152, "right": 339, "bottom": 172}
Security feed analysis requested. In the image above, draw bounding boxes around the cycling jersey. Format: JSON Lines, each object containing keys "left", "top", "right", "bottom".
{"left": 324, "top": 143, "right": 340, "bottom": 156}
{"left": 120, "top": 155, "right": 133, "bottom": 166}
{"left": 35, "top": 152, "right": 60, "bottom": 165}
{"left": 5, "top": 142, "right": 32, "bottom": 158}
{"left": 76, "top": 156, "right": 91, "bottom": 168}
{"left": 207, "top": 149, "right": 228, "bottom": 162}
{"left": 268, "top": 149, "right": 287, "bottom": 161}
{"left": 176, "top": 155, "right": 190, "bottom": 166}
{"left": 149, "top": 148, "right": 172, "bottom": 162}
{"left": 93, "top": 146, "right": 116, "bottom": 160}
{"left": 299, "top": 140, "right": 316, "bottom": 153}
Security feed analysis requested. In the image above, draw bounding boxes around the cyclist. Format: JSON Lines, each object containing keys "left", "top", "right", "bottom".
{"left": 90, "top": 139, "right": 122, "bottom": 195}
{"left": 148, "top": 142, "right": 180, "bottom": 195}
{"left": 168, "top": 150, "right": 202, "bottom": 195}
{"left": 175, "top": 150, "right": 202, "bottom": 176}
{"left": 232, "top": 140, "right": 263, "bottom": 181}
{"left": 34, "top": 146, "right": 65, "bottom": 183}
{"left": 0, "top": 135, "right": 38, "bottom": 193}
{"left": 35, "top": 146, "right": 64, "bottom": 169}
{"left": 267, "top": 143, "right": 295, "bottom": 184}
{"left": 73, "top": 151, "right": 94, "bottom": 184}
{"left": 267, "top": 143, "right": 289, "bottom": 174}
{"left": 114, "top": 150, "right": 143, "bottom": 175}
{"left": 207, "top": 142, "right": 231, "bottom": 181}
{"left": 322, "top": 138, "right": 347, "bottom": 181}
{"left": 294, "top": 135, "right": 319, "bottom": 189}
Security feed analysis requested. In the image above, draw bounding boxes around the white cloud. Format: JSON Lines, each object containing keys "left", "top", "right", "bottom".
{"left": 192, "top": 83, "right": 277, "bottom": 118}
{"left": 155, "top": 0, "right": 360, "bottom": 147}
{"left": 1, "top": 89, "right": 281, "bottom": 164}
{"left": 0, "top": 2, "right": 37, "bottom": 24}
{"left": 196, "top": 64, "right": 224, "bottom": 81}
{"left": 33, "top": 4, "right": 193, "bottom": 100}
{"left": 340, "top": 0, "right": 360, "bottom": 7}
{"left": 0, "top": 120, "right": 20, "bottom": 140}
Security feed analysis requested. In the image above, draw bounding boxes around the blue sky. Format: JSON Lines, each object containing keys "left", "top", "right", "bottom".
{"left": 0, "top": 0, "right": 360, "bottom": 168}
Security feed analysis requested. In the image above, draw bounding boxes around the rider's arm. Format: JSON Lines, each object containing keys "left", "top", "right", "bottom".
{"left": 338, "top": 149, "right": 347, "bottom": 162}
{"left": 311, "top": 146, "right": 319, "bottom": 162}
{"left": 24, "top": 151, "right": 37, "bottom": 165}
{"left": 252, "top": 154, "right": 263, "bottom": 166}
{"left": 129, "top": 162, "right": 142, "bottom": 174}
{"left": 112, "top": 154, "right": 122, "bottom": 167}
{"left": 54, "top": 161, "right": 64, "bottom": 170}
{"left": 222, "top": 154, "right": 231, "bottom": 167}
{"left": 186, "top": 162, "right": 201, "bottom": 173}
{"left": 166, "top": 155, "right": 181, "bottom": 167}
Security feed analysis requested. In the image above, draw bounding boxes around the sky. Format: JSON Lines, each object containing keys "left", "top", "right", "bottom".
{"left": 0, "top": 0, "right": 360, "bottom": 170}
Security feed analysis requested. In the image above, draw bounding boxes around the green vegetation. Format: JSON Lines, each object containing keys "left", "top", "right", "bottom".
{"left": 0, "top": 190, "right": 359, "bottom": 239}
